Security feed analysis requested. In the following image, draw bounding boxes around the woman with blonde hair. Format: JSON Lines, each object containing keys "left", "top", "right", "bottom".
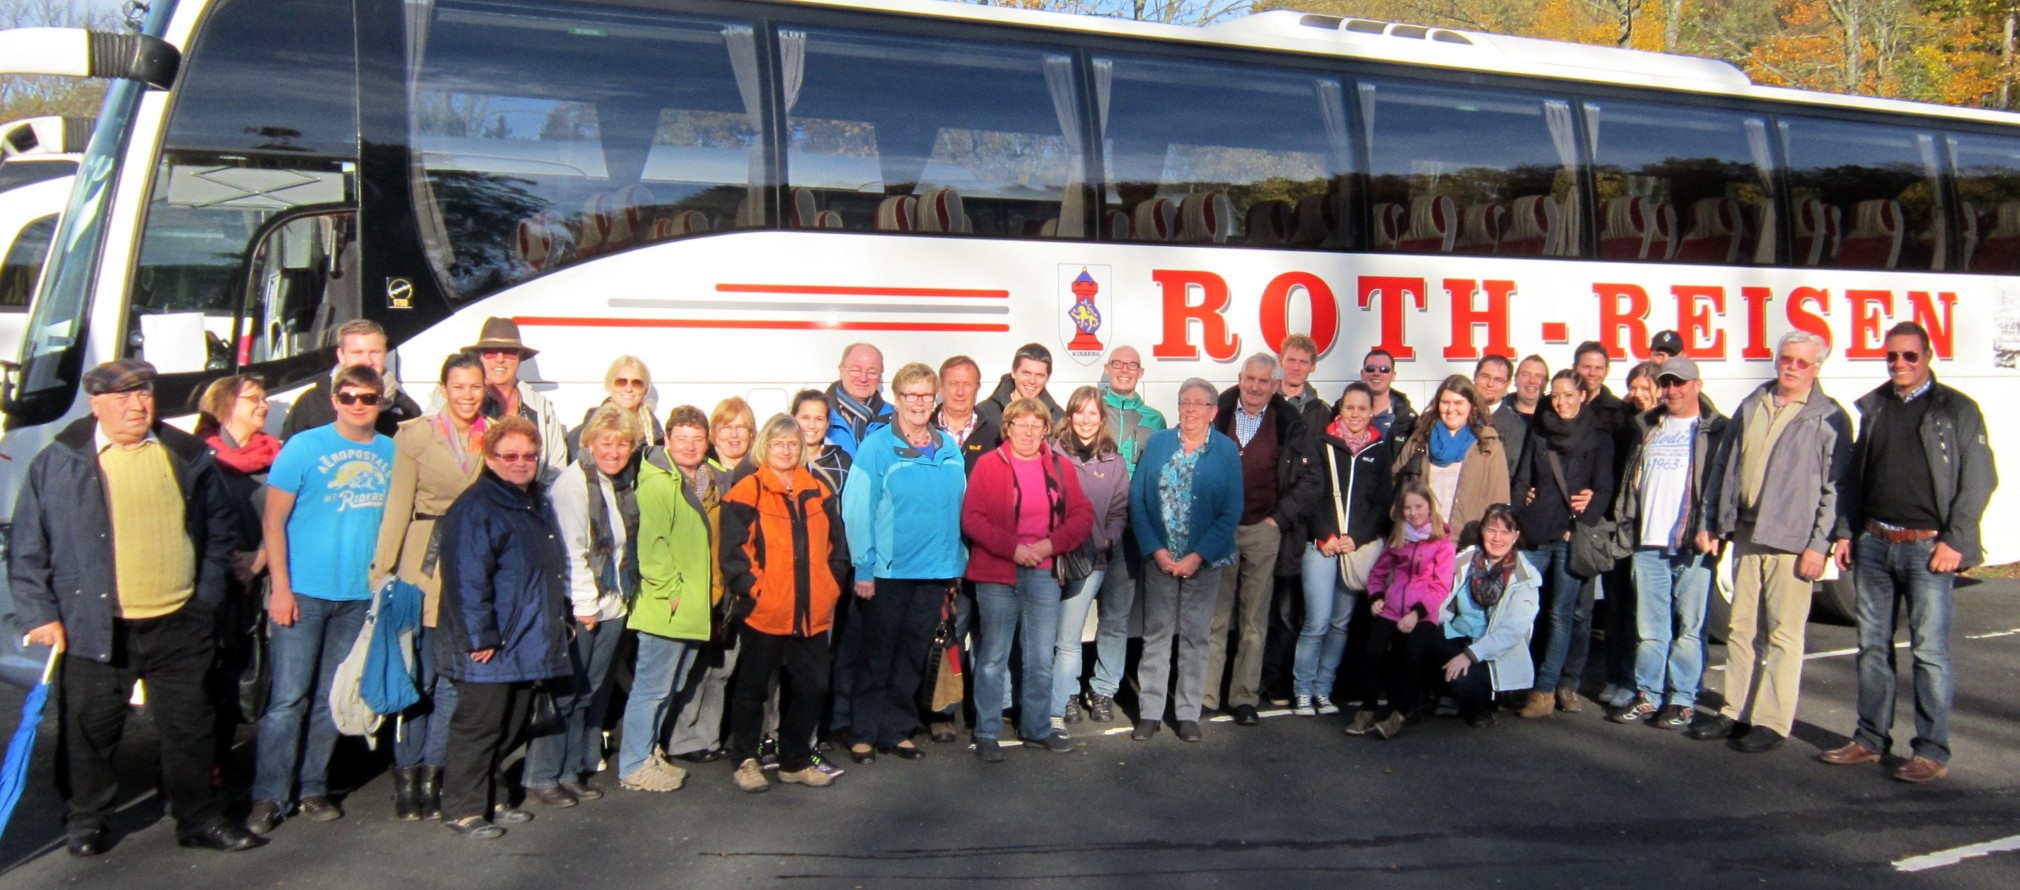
{"left": 566, "top": 356, "right": 663, "bottom": 457}
{"left": 709, "top": 396, "right": 757, "bottom": 480}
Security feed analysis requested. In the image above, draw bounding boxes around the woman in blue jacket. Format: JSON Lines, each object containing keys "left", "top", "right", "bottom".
{"left": 840, "top": 362, "right": 969, "bottom": 764}
{"left": 1435, "top": 504, "right": 1542, "bottom": 729}
{"left": 435, "top": 417, "right": 572, "bottom": 839}
{"left": 1128, "top": 378, "right": 1244, "bottom": 744}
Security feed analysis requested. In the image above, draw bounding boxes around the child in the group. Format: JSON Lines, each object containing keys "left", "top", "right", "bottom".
{"left": 1344, "top": 480, "right": 1458, "bottom": 740}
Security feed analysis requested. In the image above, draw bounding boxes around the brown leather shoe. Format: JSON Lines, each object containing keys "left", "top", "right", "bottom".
{"left": 1818, "top": 741, "right": 1883, "bottom": 766}
{"left": 1517, "top": 691, "right": 1554, "bottom": 719}
{"left": 1891, "top": 756, "right": 1949, "bottom": 784}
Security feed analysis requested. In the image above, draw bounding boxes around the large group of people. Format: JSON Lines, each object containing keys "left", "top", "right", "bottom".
{"left": 6, "top": 311, "right": 1993, "bottom": 855}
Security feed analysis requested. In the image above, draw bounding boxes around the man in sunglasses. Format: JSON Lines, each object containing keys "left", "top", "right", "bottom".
{"left": 1360, "top": 348, "right": 1414, "bottom": 439}
{"left": 1692, "top": 331, "right": 1852, "bottom": 755}
{"left": 281, "top": 319, "right": 422, "bottom": 440}
{"left": 249, "top": 364, "right": 397, "bottom": 834}
{"left": 1820, "top": 321, "right": 1994, "bottom": 784}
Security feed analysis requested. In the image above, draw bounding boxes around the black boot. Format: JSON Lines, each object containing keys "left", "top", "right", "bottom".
{"left": 392, "top": 767, "right": 423, "bottom": 821}
{"left": 417, "top": 765, "right": 444, "bottom": 821}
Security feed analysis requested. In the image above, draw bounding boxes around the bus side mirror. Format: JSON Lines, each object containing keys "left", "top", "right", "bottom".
{"left": 0, "top": 28, "right": 179, "bottom": 90}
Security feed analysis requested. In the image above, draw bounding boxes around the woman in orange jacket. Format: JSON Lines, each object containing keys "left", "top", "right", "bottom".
{"left": 719, "top": 414, "right": 850, "bottom": 793}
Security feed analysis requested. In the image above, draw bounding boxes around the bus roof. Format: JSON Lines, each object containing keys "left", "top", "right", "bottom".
{"left": 781, "top": 0, "right": 2020, "bottom": 128}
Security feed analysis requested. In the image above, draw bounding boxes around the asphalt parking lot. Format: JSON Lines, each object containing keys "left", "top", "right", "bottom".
{"left": 2, "top": 579, "right": 2017, "bottom": 888}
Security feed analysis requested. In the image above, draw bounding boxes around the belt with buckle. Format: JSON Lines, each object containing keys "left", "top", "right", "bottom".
{"left": 1866, "top": 521, "right": 1938, "bottom": 544}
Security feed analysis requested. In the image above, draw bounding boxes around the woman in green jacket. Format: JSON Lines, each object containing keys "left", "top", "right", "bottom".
{"left": 614, "top": 406, "right": 716, "bottom": 793}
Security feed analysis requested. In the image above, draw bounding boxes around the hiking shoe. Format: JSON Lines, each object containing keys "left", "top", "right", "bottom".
{"left": 1087, "top": 694, "right": 1115, "bottom": 723}
{"left": 1062, "top": 703, "right": 1084, "bottom": 725}
{"left": 1373, "top": 712, "right": 1405, "bottom": 740}
{"left": 975, "top": 738, "right": 1006, "bottom": 763}
{"left": 1292, "top": 695, "right": 1316, "bottom": 717}
{"left": 1517, "top": 691, "right": 1555, "bottom": 719}
{"left": 1344, "top": 711, "right": 1378, "bottom": 736}
{"left": 733, "top": 759, "right": 770, "bottom": 793}
{"left": 781, "top": 764, "right": 836, "bottom": 787}
{"left": 619, "top": 753, "right": 687, "bottom": 792}
{"left": 1023, "top": 732, "right": 1075, "bottom": 753}
{"left": 757, "top": 737, "right": 780, "bottom": 771}
{"left": 1555, "top": 687, "right": 1584, "bottom": 714}
{"left": 1314, "top": 696, "right": 1341, "bottom": 716}
{"left": 1656, "top": 705, "right": 1694, "bottom": 731}
{"left": 1609, "top": 696, "right": 1658, "bottom": 725}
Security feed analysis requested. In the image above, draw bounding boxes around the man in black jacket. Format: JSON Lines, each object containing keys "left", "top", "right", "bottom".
{"left": 1203, "top": 353, "right": 1319, "bottom": 725}
{"left": 1819, "top": 322, "right": 1996, "bottom": 784}
{"left": 280, "top": 319, "right": 422, "bottom": 439}
{"left": 10, "top": 360, "right": 260, "bottom": 856}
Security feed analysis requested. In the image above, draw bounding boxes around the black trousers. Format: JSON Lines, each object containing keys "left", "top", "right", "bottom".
{"left": 440, "top": 680, "right": 532, "bottom": 821}
{"left": 1350, "top": 616, "right": 1445, "bottom": 718}
{"left": 730, "top": 627, "right": 831, "bottom": 771}
{"left": 57, "top": 603, "right": 222, "bottom": 836}
{"left": 1435, "top": 635, "right": 1496, "bottom": 715}
{"left": 850, "top": 578, "right": 946, "bottom": 748}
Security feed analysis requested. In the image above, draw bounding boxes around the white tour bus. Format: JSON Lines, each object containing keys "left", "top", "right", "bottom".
{"left": 0, "top": 0, "right": 2015, "bottom": 684}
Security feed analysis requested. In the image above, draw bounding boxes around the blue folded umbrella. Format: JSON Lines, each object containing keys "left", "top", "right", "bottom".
{"left": 0, "top": 643, "right": 60, "bottom": 838}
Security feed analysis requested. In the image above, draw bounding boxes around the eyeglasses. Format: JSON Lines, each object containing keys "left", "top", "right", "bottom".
{"left": 896, "top": 392, "right": 936, "bottom": 404}
{"left": 1009, "top": 421, "right": 1048, "bottom": 432}
{"left": 1775, "top": 356, "right": 1815, "bottom": 370}
{"left": 335, "top": 392, "right": 382, "bottom": 406}
{"left": 611, "top": 377, "right": 646, "bottom": 389}
{"left": 1887, "top": 351, "right": 1922, "bottom": 364}
{"left": 1658, "top": 378, "right": 1692, "bottom": 389}
{"left": 1177, "top": 400, "right": 1214, "bottom": 410}
{"left": 1363, "top": 364, "right": 1392, "bottom": 374}
{"left": 767, "top": 439, "right": 802, "bottom": 451}
{"left": 1107, "top": 361, "right": 1142, "bottom": 372}
{"left": 843, "top": 367, "right": 881, "bottom": 380}
{"left": 492, "top": 451, "right": 540, "bottom": 464}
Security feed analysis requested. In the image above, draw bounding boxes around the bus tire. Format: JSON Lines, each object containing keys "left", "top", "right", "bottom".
{"left": 1812, "top": 576, "right": 1859, "bottom": 626}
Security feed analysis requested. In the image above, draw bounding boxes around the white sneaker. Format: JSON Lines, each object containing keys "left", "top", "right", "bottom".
{"left": 1050, "top": 715, "right": 1068, "bottom": 737}
{"left": 1314, "top": 696, "right": 1341, "bottom": 716}
{"left": 1292, "top": 695, "right": 1316, "bottom": 717}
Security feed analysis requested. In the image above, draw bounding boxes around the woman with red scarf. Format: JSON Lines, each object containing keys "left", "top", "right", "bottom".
{"left": 195, "top": 373, "right": 285, "bottom": 762}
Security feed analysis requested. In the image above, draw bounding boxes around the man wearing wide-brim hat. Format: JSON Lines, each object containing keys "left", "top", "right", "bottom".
{"left": 440, "top": 317, "right": 567, "bottom": 478}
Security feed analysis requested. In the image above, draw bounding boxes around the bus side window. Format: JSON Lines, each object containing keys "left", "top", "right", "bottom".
{"left": 786, "top": 27, "right": 1084, "bottom": 240}
{"left": 1780, "top": 117, "right": 1946, "bottom": 272}
{"left": 1360, "top": 79, "right": 1581, "bottom": 258}
{"left": 408, "top": 5, "right": 762, "bottom": 302}
{"left": 128, "top": 0, "right": 357, "bottom": 378}
{"left": 1945, "top": 132, "right": 2020, "bottom": 274}
{"left": 0, "top": 215, "right": 57, "bottom": 312}
{"left": 1583, "top": 99, "right": 1775, "bottom": 266}
{"left": 1097, "top": 56, "right": 1354, "bottom": 250}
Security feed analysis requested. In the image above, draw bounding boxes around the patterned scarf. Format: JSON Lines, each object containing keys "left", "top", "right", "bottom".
{"left": 826, "top": 381, "right": 889, "bottom": 446}
{"left": 1467, "top": 549, "right": 1516, "bottom": 608}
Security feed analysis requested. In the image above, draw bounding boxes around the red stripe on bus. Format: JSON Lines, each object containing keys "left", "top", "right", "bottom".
{"left": 713, "top": 284, "right": 1009, "bottom": 299}
{"left": 513, "top": 316, "right": 1010, "bottom": 333}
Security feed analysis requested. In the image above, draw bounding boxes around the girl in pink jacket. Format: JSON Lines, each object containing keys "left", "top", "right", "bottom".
{"left": 1345, "top": 480, "right": 1456, "bottom": 740}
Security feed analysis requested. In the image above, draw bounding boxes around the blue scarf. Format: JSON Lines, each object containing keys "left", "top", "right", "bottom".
{"left": 1428, "top": 422, "right": 1476, "bottom": 467}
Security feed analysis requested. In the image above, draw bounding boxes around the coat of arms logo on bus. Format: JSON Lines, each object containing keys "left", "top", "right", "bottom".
{"left": 1060, "top": 265, "right": 1112, "bottom": 366}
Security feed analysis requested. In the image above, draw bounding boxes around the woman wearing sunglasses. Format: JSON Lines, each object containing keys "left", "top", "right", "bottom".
{"left": 564, "top": 356, "right": 664, "bottom": 459}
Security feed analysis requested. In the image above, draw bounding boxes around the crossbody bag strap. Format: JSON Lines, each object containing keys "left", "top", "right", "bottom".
{"left": 1543, "top": 450, "right": 1577, "bottom": 512}
{"left": 1324, "top": 445, "right": 1348, "bottom": 534}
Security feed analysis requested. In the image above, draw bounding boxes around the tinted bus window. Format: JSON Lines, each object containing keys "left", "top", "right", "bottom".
{"left": 1947, "top": 132, "right": 2020, "bottom": 273}
{"left": 131, "top": 0, "right": 356, "bottom": 327}
{"left": 0, "top": 215, "right": 56, "bottom": 310}
{"left": 1586, "top": 99, "right": 1774, "bottom": 265}
{"left": 1098, "top": 56, "right": 1351, "bottom": 248}
{"left": 1780, "top": 117, "right": 1946, "bottom": 271}
{"left": 411, "top": 1, "right": 760, "bottom": 300}
{"left": 0, "top": 159, "right": 78, "bottom": 192}
{"left": 1361, "top": 79, "right": 1581, "bottom": 257}
{"left": 786, "top": 28, "right": 1081, "bottom": 239}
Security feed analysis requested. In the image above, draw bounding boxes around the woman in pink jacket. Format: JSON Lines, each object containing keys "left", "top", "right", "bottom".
{"left": 1344, "top": 479, "right": 1456, "bottom": 740}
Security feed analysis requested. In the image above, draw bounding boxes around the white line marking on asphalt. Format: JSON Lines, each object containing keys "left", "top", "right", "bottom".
{"left": 1709, "top": 629, "right": 2020, "bottom": 672}
{"left": 1964, "top": 626, "right": 2020, "bottom": 640}
{"left": 1207, "top": 708, "right": 1295, "bottom": 723}
{"left": 1892, "top": 834, "right": 2020, "bottom": 872}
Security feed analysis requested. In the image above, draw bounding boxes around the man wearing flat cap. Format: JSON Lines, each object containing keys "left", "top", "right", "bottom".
{"left": 9, "top": 359, "right": 261, "bottom": 856}
{"left": 448, "top": 317, "right": 568, "bottom": 478}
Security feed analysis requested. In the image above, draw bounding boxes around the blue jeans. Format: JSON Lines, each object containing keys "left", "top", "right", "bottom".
{"left": 1524, "top": 541, "right": 1580, "bottom": 692}
{"left": 252, "top": 594, "right": 368, "bottom": 803}
{"left": 1090, "top": 540, "right": 1138, "bottom": 699}
{"left": 1852, "top": 532, "right": 1955, "bottom": 763}
{"left": 1292, "top": 543, "right": 1359, "bottom": 698}
{"left": 1052, "top": 570, "right": 1105, "bottom": 716}
{"left": 525, "top": 620, "right": 625, "bottom": 787}
{"left": 974, "top": 567, "right": 1062, "bottom": 742}
{"left": 1631, "top": 548, "right": 1711, "bottom": 707}
{"left": 617, "top": 633, "right": 698, "bottom": 778}
{"left": 393, "top": 624, "right": 458, "bottom": 769}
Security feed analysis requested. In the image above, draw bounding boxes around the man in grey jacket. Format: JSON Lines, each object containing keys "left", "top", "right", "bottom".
{"left": 1690, "top": 331, "right": 1852, "bottom": 754}
{"left": 1819, "top": 321, "right": 1995, "bottom": 784}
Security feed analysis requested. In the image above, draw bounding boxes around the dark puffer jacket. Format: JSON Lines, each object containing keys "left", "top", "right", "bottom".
{"left": 435, "top": 469, "right": 572, "bottom": 683}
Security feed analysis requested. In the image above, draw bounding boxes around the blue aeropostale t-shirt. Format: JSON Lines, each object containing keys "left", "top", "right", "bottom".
{"left": 267, "top": 423, "right": 396, "bottom": 601}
